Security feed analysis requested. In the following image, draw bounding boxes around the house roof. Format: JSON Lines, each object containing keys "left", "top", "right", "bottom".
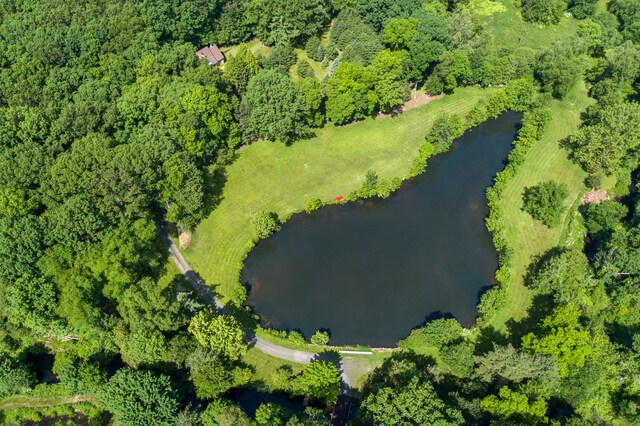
{"left": 196, "top": 44, "right": 225, "bottom": 65}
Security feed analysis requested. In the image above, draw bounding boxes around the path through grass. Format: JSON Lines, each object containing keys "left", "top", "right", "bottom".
{"left": 0, "top": 394, "right": 95, "bottom": 410}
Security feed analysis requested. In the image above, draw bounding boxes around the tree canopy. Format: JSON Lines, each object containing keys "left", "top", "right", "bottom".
{"left": 98, "top": 369, "right": 180, "bottom": 426}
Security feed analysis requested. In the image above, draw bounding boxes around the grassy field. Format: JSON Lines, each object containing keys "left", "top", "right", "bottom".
{"left": 221, "top": 38, "right": 271, "bottom": 58}
{"left": 183, "top": 86, "right": 496, "bottom": 301}
{"left": 291, "top": 48, "right": 330, "bottom": 82}
{"left": 243, "top": 347, "right": 304, "bottom": 390}
{"left": 482, "top": 0, "right": 580, "bottom": 53}
{"left": 485, "top": 81, "right": 592, "bottom": 331}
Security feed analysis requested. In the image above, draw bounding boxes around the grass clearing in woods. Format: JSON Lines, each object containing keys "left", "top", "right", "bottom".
{"left": 183, "top": 86, "right": 496, "bottom": 303}
{"left": 181, "top": 2, "right": 592, "bottom": 382}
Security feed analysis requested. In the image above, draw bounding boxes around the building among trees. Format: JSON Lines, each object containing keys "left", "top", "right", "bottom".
{"left": 196, "top": 44, "right": 225, "bottom": 67}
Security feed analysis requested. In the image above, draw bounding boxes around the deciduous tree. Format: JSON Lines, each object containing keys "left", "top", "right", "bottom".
{"left": 300, "top": 360, "right": 341, "bottom": 404}
{"left": 188, "top": 308, "right": 247, "bottom": 361}
{"left": 98, "top": 369, "right": 179, "bottom": 426}
{"left": 245, "top": 70, "right": 310, "bottom": 143}
{"left": 522, "top": 180, "right": 569, "bottom": 227}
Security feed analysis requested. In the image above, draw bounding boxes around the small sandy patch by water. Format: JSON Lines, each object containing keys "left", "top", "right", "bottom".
{"left": 582, "top": 190, "right": 609, "bottom": 205}
{"left": 179, "top": 231, "right": 192, "bottom": 249}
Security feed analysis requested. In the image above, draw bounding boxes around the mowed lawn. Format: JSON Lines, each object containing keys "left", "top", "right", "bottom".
{"left": 183, "top": 86, "right": 495, "bottom": 300}
{"left": 484, "top": 0, "right": 580, "bottom": 53}
{"left": 486, "top": 81, "right": 591, "bottom": 331}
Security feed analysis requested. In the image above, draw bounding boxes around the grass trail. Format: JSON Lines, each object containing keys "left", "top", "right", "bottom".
{"left": 486, "top": 81, "right": 591, "bottom": 331}
{"left": 0, "top": 394, "right": 95, "bottom": 410}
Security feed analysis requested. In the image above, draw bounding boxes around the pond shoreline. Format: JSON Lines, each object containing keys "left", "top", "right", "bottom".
{"left": 242, "top": 112, "right": 523, "bottom": 347}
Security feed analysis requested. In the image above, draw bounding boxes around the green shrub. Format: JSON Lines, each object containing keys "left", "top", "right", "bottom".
{"left": 53, "top": 353, "right": 106, "bottom": 394}
{"left": 263, "top": 45, "right": 297, "bottom": 74}
{"left": 98, "top": 369, "right": 179, "bottom": 426}
{"left": 250, "top": 211, "right": 280, "bottom": 239}
{"left": 409, "top": 142, "right": 435, "bottom": 177}
{"left": 585, "top": 173, "right": 603, "bottom": 189}
{"left": 398, "top": 318, "right": 463, "bottom": 351}
{"left": 569, "top": 0, "right": 598, "bottom": 19}
{"left": 255, "top": 402, "right": 289, "bottom": 426}
{"left": 426, "top": 113, "right": 463, "bottom": 154}
{"left": 0, "top": 354, "right": 35, "bottom": 398}
{"left": 351, "top": 171, "right": 402, "bottom": 199}
{"left": 310, "top": 330, "right": 330, "bottom": 346}
{"left": 522, "top": 181, "right": 569, "bottom": 227}
{"left": 296, "top": 60, "right": 316, "bottom": 79}
{"left": 504, "top": 78, "right": 537, "bottom": 111}
{"left": 440, "top": 342, "right": 474, "bottom": 378}
{"left": 232, "top": 283, "right": 247, "bottom": 304}
{"left": 202, "top": 399, "right": 251, "bottom": 426}
{"left": 300, "top": 360, "right": 340, "bottom": 405}
{"left": 486, "top": 90, "right": 509, "bottom": 118}
{"left": 478, "top": 287, "right": 508, "bottom": 320}
{"left": 611, "top": 169, "right": 633, "bottom": 196}
{"left": 287, "top": 330, "right": 306, "bottom": 345}
{"left": 361, "top": 170, "right": 378, "bottom": 197}
{"left": 262, "top": 328, "right": 288, "bottom": 339}
{"left": 350, "top": 170, "right": 378, "bottom": 199}
{"left": 464, "top": 100, "right": 489, "bottom": 129}
{"left": 305, "top": 198, "right": 323, "bottom": 213}
{"left": 521, "top": 0, "right": 566, "bottom": 25}
{"left": 376, "top": 177, "right": 402, "bottom": 198}
{"left": 304, "top": 37, "right": 324, "bottom": 62}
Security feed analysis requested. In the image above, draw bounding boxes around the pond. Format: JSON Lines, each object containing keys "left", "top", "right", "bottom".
{"left": 242, "top": 112, "right": 521, "bottom": 347}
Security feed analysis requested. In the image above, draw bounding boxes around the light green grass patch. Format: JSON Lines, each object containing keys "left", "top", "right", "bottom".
{"left": 0, "top": 394, "right": 96, "bottom": 410}
{"left": 341, "top": 351, "right": 393, "bottom": 390}
{"left": 243, "top": 347, "right": 304, "bottom": 390}
{"left": 221, "top": 38, "right": 271, "bottom": 58}
{"left": 291, "top": 49, "right": 330, "bottom": 82}
{"left": 468, "top": 0, "right": 507, "bottom": 16}
{"left": 484, "top": 0, "right": 580, "bottom": 53}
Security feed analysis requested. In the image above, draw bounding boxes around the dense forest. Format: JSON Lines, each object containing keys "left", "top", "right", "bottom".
{"left": 0, "top": 0, "right": 639, "bottom": 424}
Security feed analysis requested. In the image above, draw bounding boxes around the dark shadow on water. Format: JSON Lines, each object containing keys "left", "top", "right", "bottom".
{"left": 25, "top": 349, "right": 58, "bottom": 385}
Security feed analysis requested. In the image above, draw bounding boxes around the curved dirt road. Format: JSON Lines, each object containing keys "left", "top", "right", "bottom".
{"left": 166, "top": 237, "right": 315, "bottom": 364}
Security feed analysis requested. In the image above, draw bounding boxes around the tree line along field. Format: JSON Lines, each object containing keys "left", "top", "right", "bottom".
{"left": 1, "top": 0, "right": 640, "bottom": 424}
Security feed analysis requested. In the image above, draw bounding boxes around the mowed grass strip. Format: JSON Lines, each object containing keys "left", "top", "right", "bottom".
{"left": 184, "top": 87, "right": 495, "bottom": 300}
{"left": 486, "top": 81, "right": 591, "bottom": 331}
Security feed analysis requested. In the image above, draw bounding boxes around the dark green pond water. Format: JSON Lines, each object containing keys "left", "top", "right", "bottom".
{"left": 242, "top": 112, "right": 521, "bottom": 347}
